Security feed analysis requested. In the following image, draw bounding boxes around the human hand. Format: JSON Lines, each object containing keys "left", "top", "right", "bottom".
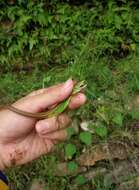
{"left": 0, "top": 79, "right": 86, "bottom": 170}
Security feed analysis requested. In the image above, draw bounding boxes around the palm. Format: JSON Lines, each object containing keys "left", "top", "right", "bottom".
{"left": 3, "top": 131, "right": 53, "bottom": 166}
{"left": 0, "top": 111, "right": 53, "bottom": 167}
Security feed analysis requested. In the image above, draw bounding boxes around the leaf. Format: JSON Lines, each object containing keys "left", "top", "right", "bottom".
{"left": 96, "top": 106, "right": 110, "bottom": 124}
{"left": 79, "top": 131, "right": 92, "bottom": 145}
{"left": 53, "top": 162, "right": 86, "bottom": 176}
{"left": 29, "top": 38, "right": 37, "bottom": 50}
{"left": 75, "top": 175, "right": 87, "bottom": 185}
{"left": 112, "top": 113, "right": 123, "bottom": 127}
{"left": 67, "top": 127, "right": 76, "bottom": 139}
{"left": 95, "top": 125, "right": 107, "bottom": 138}
{"left": 38, "top": 13, "right": 46, "bottom": 25}
{"left": 129, "top": 111, "right": 139, "bottom": 120}
{"left": 67, "top": 161, "right": 78, "bottom": 172}
{"left": 80, "top": 121, "right": 96, "bottom": 133}
{"left": 65, "top": 143, "right": 76, "bottom": 159}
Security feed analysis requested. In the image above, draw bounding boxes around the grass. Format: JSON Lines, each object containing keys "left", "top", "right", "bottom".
{"left": 0, "top": 54, "right": 138, "bottom": 189}
{"left": 1, "top": 0, "right": 139, "bottom": 189}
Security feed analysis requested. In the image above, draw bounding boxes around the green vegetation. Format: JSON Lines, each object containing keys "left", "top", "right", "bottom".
{"left": 79, "top": 131, "right": 92, "bottom": 145}
{"left": 65, "top": 143, "right": 77, "bottom": 159}
{"left": 1, "top": 0, "right": 139, "bottom": 189}
{"left": 67, "top": 161, "right": 78, "bottom": 172}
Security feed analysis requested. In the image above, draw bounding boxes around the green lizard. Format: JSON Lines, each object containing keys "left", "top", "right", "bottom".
{"left": 4, "top": 81, "right": 86, "bottom": 119}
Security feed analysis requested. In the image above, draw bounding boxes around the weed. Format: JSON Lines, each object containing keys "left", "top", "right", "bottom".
{"left": 1, "top": 0, "right": 139, "bottom": 189}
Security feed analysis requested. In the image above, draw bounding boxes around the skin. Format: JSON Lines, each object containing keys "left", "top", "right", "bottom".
{"left": 4, "top": 80, "right": 86, "bottom": 119}
{"left": 0, "top": 79, "right": 86, "bottom": 170}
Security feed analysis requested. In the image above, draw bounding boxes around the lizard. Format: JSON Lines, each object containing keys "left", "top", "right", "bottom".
{"left": 0, "top": 81, "right": 86, "bottom": 119}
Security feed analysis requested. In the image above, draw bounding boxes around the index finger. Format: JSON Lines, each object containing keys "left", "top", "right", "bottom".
{"left": 13, "top": 79, "right": 74, "bottom": 113}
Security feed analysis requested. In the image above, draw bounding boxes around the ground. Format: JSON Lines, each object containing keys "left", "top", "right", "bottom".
{"left": 0, "top": 1, "right": 139, "bottom": 189}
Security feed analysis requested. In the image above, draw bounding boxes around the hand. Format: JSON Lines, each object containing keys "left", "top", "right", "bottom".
{"left": 0, "top": 79, "right": 86, "bottom": 170}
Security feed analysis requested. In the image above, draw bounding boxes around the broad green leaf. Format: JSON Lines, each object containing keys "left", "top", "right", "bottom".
{"left": 67, "top": 127, "right": 76, "bottom": 139}
{"left": 65, "top": 143, "right": 76, "bottom": 158}
{"left": 79, "top": 131, "right": 92, "bottom": 145}
{"left": 67, "top": 161, "right": 78, "bottom": 172}
{"left": 75, "top": 175, "right": 87, "bottom": 185}
{"left": 37, "top": 13, "right": 46, "bottom": 25}
{"left": 95, "top": 126, "right": 107, "bottom": 138}
{"left": 112, "top": 113, "right": 123, "bottom": 127}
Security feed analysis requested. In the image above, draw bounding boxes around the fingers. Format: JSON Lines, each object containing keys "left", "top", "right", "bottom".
{"left": 27, "top": 83, "right": 62, "bottom": 97}
{"left": 69, "top": 93, "right": 86, "bottom": 109}
{"left": 37, "top": 79, "right": 73, "bottom": 109}
{"left": 35, "top": 93, "right": 86, "bottom": 136}
{"left": 13, "top": 79, "right": 74, "bottom": 112}
{"left": 44, "top": 129, "right": 67, "bottom": 141}
{"left": 46, "top": 93, "right": 86, "bottom": 110}
{"left": 36, "top": 114, "right": 71, "bottom": 135}
{"left": 27, "top": 88, "right": 48, "bottom": 97}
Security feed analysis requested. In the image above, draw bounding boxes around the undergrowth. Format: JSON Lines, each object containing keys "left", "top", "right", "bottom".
{"left": 0, "top": 0, "right": 139, "bottom": 71}
{"left": 0, "top": 0, "right": 139, "bottom": 189}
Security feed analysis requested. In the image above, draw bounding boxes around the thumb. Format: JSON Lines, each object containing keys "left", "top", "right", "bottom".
{"left": 13, "top": 79, "right": 74, "bottom": 112}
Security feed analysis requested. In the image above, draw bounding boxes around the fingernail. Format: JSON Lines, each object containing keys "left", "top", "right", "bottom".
{"left": 64, "top": 78, "right": 73, "bottom": 89}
